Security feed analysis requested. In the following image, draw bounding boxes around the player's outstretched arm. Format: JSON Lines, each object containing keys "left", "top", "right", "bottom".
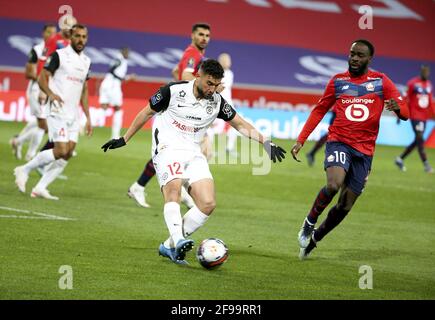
{"left": 101, "top": 104, "right": 156, "bottom": 152}
{"left": 229, "top": 114, "right": 286, "bottom": 162}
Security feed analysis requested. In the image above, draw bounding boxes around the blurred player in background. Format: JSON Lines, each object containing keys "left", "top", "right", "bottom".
{"left": 10, "top": 24, "right": 57, "bottom": 161}
{"left": 127, "top": 23, "right": 211, "bottom": 209}
{"left": 14, "top": 24, "right": 92, "bottom": 200}
{"left": 102, "top": 59, "right": 286, "bottom": 264}
{"left": 291, "top": 40, "right": 409, "bottom": 260}
{"left": 395, "top": 65, "right": 434, "bottom": 173}
{"left": 305, "top": 107, "right": 336, "bottom": 167}
{"left": 205, "top": 53, "right": 237, "bottom": 157}
{"left": 33, "top": 15, "right": 77, "bottom": 154}
{"left": 99, "top": 47, "right": 131, "bottom": 139}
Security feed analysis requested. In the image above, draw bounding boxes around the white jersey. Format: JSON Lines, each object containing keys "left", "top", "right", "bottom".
{"left": 149, "top": 80, "right": 236, "bottom": 155}
{"left": 44, "top": 45, "right": 91, "bottom": 120}
{"left": 220, "top": 69, "right": 234, "bottom": 106}
{"left": 26, "top": 41, "right": 45, "bottom": 90}
{"left": 106, "top": 53, "right": 128, "bottom": 82}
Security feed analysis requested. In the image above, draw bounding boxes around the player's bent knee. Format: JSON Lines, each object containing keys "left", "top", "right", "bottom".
{"left": 198, "top": 199, "right": 216, "bottom": 215}
{"left": 326, "top": 182, "right": 341, "bottom": 195}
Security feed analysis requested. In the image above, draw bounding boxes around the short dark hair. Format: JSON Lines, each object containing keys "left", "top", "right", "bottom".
{"left": 199, "top": 59, "right": 224, "bottom": 79}
{"left": 43, "top": 23, "right": 56, "bottom": 31}
{"left": 352, "top": 39, "right": 375, "bottom": 57}
{"left": 71, "top": 24, "right": 88, "bottom": 34}
{"left": 192, "top": 23, "right": 210, "bottom": 33}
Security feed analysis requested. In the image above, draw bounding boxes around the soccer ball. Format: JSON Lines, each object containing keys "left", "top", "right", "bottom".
{"left": 196, "top": 238, "right": 229, "bottom": 269}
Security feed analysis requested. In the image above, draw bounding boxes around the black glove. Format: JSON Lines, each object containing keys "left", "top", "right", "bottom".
{"left": 263, "top": 140, "right": 286, "bottom": 163}
{"left": 101, "top": 137, "right": 126, "bottom": 152}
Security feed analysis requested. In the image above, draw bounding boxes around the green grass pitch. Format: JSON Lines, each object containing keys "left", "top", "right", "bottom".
{"left": 0, "top": 120, "right": 434, "bottom": 299}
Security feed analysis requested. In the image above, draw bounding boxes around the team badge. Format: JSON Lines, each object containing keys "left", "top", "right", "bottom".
{"left": 366, "top": 83, "right": 374, "bottom": 91}
{"left": 188, "top": 58, "right": 195, "bottom": 68}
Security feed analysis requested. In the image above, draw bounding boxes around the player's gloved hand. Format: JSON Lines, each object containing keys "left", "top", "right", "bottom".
{"left": 263, "top": 140, "right": 286, "bottom": 163}
{"left": 101, "top": 137, "right": 126, "bottom": 152}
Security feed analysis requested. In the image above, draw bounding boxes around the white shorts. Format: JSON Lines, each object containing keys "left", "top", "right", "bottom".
{"left": 47, "top": 116, "right": 80, "bottom": 143}
{"left": 153, "top": 149, "right": 213, "bottom": 188}
{"left": 27, "top": 81, "right": 47, "bottom": 119}
{"left": 99, "top": 76, "right": 123, "bottom": 106}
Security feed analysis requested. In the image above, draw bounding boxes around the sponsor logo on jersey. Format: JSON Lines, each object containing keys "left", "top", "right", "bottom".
{"left": 341, "top": 98, "right": 374, "bottom": 105}
{"left": 172, "top": 120, "right": 205, "bottom": 133}
{"left": 344, "top": 104, "right": 370, "bottom": 122}
{"left": 327, "top": 154, "right": 335, "bottom": 162}
{"left": 179, "top": 90, "right": 186, "bottom": 98}
{"left": 342, "top": 85, "right": 349, "bottom": 90}
{"left": 186, "top": 115, "right": 202, "bottom": 120}
{"left": 206, "top": 106, "right": 213, "bottom": 114}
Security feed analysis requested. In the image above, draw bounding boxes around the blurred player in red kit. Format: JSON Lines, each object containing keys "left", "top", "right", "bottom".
{"left": 395, "top": 65, "right": 434, "bottom": 173}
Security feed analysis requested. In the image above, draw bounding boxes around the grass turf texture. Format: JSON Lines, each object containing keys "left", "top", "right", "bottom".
{"left": 0, "top": 120, "right": 434, "bottom": 299}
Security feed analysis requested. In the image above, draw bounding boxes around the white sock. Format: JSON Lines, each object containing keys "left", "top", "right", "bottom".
{"left": 112, "top": 109, "right": 123, "bottom": 139}
{"left": 163, "top": 202, "right": 184, "bottom": 246}
{"left": 163, "top": 238, "right": 174, "bottom": 249}
{"left": 16, "top": 123, "right": 38, "bottom": 145}
{"left": 183, "top": 206, "right": 209, "bottom": 237}
{"left": 23, "top": 149, "right": 55, "bottom": 174}
{"left": 181, "top": 186, "right": 195, "bottom": 209}
{"left": 25, "top": 127, "right": 45, "bottom": 159}
{"left": 18, "top": 118, "right": 37, "bottom": 136}
{"left": 15, "top": 126, "right": 35, "bottom": 145}
{"left": 34, "top": 158, "right": 68, "bottom": 190}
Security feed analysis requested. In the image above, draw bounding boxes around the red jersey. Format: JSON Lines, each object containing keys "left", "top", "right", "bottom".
{"left": 177, "top": 45, "right": 205, "bottom": 80}
{"left": 297, "top": 70, "right": 408, "bottom": 156}
{"left": 37, "top": 33, "right": 70, "bottom": 75}
{"left": 406, "top": 77, "right": 434, "bottom": 121}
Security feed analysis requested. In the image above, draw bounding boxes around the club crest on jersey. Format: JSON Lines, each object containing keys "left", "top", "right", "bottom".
{"left": 151, "top": 91, "right": 162, "bottom": 105}
{"left": 188, "top": 58, "right": 195, "bottom": 68}
{"left": 366, "top": 82, "right": 374, "bottom": 91}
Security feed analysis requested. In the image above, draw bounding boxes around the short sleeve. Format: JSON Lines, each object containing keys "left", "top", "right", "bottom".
{"left": 27, "top": 49, "right": 38, "bottom": 64}
{"left": 217, "top": 95, "right": 237, "bottom": 121}
{"left": 43, "top": 51, "right": 60, "bottom": 74}
{"left": 149, "top": 84, "right": 171, "bottom": 112}
{"left": 86, "top": 65, "right": 91, "bottom": 80}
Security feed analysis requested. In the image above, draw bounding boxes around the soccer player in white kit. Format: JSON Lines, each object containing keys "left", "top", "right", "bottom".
{"left": 14, "top": 24, "right": 92, "bottom": 200}
{"left": 99, "top": 47, "right": 130, "bottom": 139}
{"left": 102, "top": 59, "right": 286, "bottom": 264}
{"left": 10, "top": 24, "right": 57, "bottom": 160}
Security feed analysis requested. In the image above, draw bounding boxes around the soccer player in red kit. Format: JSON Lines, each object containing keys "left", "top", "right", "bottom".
{"left": 128, "top": 23, "right": 210, "bottom": 208}
{"left": 395, "top": 65, "right": 434, "bottom": 173}
{"left": 290, "top": 39, "right": 409, "bottom": 259}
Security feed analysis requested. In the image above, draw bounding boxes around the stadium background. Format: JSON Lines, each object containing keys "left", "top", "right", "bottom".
{"left": 1, "top": 0, "right": 434, "bottom": 146}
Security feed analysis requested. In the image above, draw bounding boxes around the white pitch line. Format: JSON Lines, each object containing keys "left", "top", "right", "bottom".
{"left": 0, "top": 215, "right": 61, "bottom": 220}
{"left": 0, "top": 206, "right": 76, "bottom": 221}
